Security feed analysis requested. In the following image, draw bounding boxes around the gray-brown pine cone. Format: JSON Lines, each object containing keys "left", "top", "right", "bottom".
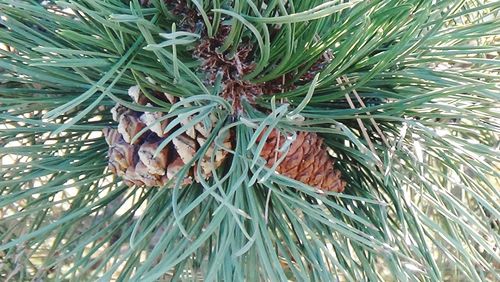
{"left": 103, "top": 86, "right": 231, "bottom": 187}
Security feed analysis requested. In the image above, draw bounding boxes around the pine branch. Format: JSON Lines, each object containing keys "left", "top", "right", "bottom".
{"left": 1, "top": 0, "right": 499, "bottom": 281}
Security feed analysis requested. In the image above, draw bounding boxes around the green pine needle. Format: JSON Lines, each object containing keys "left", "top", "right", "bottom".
{"left": 1, "top": 0, "right": 499, "bottom": 281}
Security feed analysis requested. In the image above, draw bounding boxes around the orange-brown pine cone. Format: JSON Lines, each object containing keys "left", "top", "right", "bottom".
{"left": 103, "top": 86, "right": 232, "bottom": 188}
{"left": 258, "top": 130, "right": 345, "bottom": 192}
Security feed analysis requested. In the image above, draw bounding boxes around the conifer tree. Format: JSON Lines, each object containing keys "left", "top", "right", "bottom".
{"left": 0, "top": 0, "right": 498, "bottom": 280}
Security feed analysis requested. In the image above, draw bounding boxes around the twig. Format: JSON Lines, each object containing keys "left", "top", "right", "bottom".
{"left": 340, "top": 75, "right": 390, "bottom": 147}
{"left": 337, "top": 77, "right": 384, "bottom": 172}
{"left": 314, "top": 35, "right": 384, "bottom": 171}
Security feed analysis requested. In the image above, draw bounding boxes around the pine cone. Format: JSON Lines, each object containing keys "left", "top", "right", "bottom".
{"left": 258, "top": 130, "right": 345, "bottom": 192}
{"left": 103, "top": 86, "right": 232, "bottom": 187}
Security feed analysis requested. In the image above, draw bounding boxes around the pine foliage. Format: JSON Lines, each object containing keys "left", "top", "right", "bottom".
{"left": 0, "top": 0, "right": 499, "bottom": 281}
